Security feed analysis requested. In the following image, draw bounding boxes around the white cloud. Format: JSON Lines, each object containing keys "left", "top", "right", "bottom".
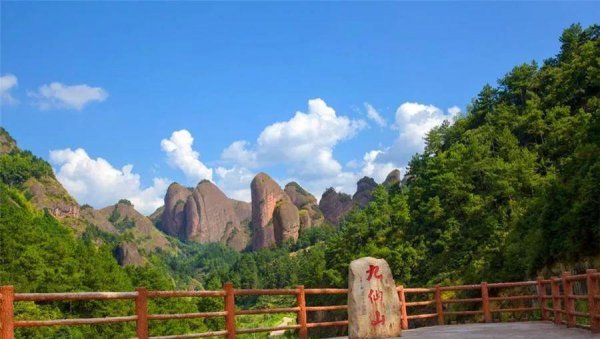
{"left": 222, "top": 98, "right": 365, "bottom": 178}
{"left": 393, "top": 102, "right": 457, "bottom": 151}
{"left": 30, "top": 82, "right": 108, "bottom": 110}
{"left": 368, "top": 101, "right": 460, "bottom": 173}
{"left": 220, "top": 98, "right": 366, "bottom": 196}
{"left": 361, "top": 150, "right": 399, "bottom": 183}
{"left": 0, "top": 74, "right": 18, "bottom": 105}
{"left": 215, "top": 166, "right": 254, "bottom": 202}
{"left": 448, "top": 105, "right": 461, "bottom": 116}
{"left": 364, "top": 102, "right": 387, "bottom": 127}
{"left": 161, "top": 129, "right": 213, "bottom": 184}
{"left": 49, "top": 148, "right": 168, "bottom": 214}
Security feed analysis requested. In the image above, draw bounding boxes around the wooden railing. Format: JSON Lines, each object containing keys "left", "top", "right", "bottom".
{"left": 1, "top": 269, "right": 598, "bottom": 338}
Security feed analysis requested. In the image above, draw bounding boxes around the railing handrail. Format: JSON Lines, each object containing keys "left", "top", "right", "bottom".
{"left": 1, "top": 269, "right": 598, "bottom": 338}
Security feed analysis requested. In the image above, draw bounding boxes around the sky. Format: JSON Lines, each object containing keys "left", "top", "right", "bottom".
{"left": 1, "top": 2, "right": 598, "bottom": 214}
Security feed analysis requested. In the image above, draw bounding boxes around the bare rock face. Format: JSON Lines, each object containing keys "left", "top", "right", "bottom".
{"left": 273, "top": 199, "right": 300, "bottom": 245}
{"left": 383, "top": 169, "right": 401, "bottom": 188}
{"left": 231, "top": 199, "right": 252, "bottom": 225}
{"left": 348, "top": 257, "right": 401, "bottom": 338}
{"left": 0, "top": 127, "right": 18, "bottom": 154}
{"left": 160, "top": 183, "right": 192, "bottom": 238}
{"left": 251, "top": 173, "right": 301, "bottom": 250}
{"left": 159, "top": 181, "right": 250, "bottom": 251}
{"left": 284, "top": 182, "right": 324, "bottom": 231}
{"left": 113, "top": 242, "right": 144, "bottom": 266}
{"left": 185, "top": 180, "right": 249, "bottom": 250}
{"left": 319, "top": 187, "right": 354, "bottom": 225}
{"left": 353, "top": 176, "right": 378, "bottom": 208}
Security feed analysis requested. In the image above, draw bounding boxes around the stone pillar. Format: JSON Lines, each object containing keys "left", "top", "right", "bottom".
{"left": 348, "top": 257, "right": 401, "bottom": 338}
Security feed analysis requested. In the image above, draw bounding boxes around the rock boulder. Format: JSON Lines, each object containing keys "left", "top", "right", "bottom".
{"left": 348, "top": 257, "right": 401, "bottom": 338}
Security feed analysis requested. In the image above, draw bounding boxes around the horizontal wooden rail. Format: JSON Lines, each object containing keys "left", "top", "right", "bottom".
{"left": 235, "top": 324, "right": 300, "bottom": 334}
{"left": 405, "top": 300, "right": 435, "bottom": 306}
{"left": 148, "top": 311, "right": 227, "bottom": 320}
{"left": 403, "top": 287, "right": 435, "bottom": 293}
{"left": 488, "top": 281, "right": 537, "bottom": 288}
{"left": 150, "top": 330, "right": 228, "bottom": 339}
{"left": 14, "top": 315, "right": 137, "bottom": 327}
{"left": 14, "top": 291, "right": 137, "bottom": 301}
{"left": 406, "top": 313, "right": 438, "bottom": 319}
{"left": 2, "top": 268, "right": 598, "bottom": 338}
{"left": 147, "top": 290, "right": 225, "bottom": 298}
{"left": 304, "top": 288, "right": 347, "bottom": 295}
{"left": 439, "top": 284, "right": 481, "bottom": 291}
{"left": 235, "top": 307, "right": 299, "bottom": 315}
{"left": 233, "top": 288, "right": 296, "bottom": 296}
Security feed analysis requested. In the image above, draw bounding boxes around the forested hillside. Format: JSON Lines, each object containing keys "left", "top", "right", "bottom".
{"left": 0, "top": 24, "right": 598, "bottom": 338}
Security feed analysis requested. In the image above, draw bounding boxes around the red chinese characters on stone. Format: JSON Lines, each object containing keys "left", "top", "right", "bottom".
{"left": 368, "top": 289, "right": 383, "bottom": 304}
{"left": 366, "top": 264, "right": 383, "bottom": 281}
{"left": 370, "top": 310, "right": 385, "bottom": 326}
{"left": 366, "top": 265, "right": 385, "bottom": 327}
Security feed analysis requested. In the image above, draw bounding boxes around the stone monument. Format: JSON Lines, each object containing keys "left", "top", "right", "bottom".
{"left": 348, "top": 257, "right": 401, "bottom": 338}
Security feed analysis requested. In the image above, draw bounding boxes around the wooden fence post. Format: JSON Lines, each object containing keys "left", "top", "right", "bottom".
{"left": 224, "top": 282, "right": 236, "bottom": 339}
{"left": 562, "top": 272, "right": 575, "bottom": 327}
{"left": 398, "top": 286, "right": 408, "bottom": 330}
{"left": 0, "top": 286, "right": 14, "bottom": 339}
{"left": 551, "top": 277, "right": 562, "bottom": 325}
{"left": 296, "top": 285, "right": 308, "bottom": 339}
{"left": 586, "top": 269, "right": 599, "bottom": 333}
{"left": 135, "top": 287, "right": 149, "bottom": 339}
{"left": 481, "top": 282, "right": 492, "bottom": 323}
{"left": 536, "top": 277, "right": 548, "bottom": 321}
{"left": 435, "top": 285, "right": 444, "bottom": 325}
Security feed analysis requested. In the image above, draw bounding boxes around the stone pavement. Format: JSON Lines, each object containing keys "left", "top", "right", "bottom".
{"left": 331, "top": 322, "right": 598, "bottom": 338}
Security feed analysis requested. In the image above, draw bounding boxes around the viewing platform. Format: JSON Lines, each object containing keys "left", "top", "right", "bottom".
{"left": 1, "top": 269, "right": 598, "bottom": 338}
{"left": 382, "top": 322, "right": 598, "bottom": 338}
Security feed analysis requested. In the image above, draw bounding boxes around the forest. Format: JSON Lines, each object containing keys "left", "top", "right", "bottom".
{"left": 0, "top": 24, "right": 598, "bottom": 338}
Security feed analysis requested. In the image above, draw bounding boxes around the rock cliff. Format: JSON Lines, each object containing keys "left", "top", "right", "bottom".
{"left": 319, "top": 187, "right": 354, "bottom": 225}
{"left": 383, "top": 169, "right": 401, "bottom": 188}
{"left": 159, "top": 180, "right": 250, "bottom": 251}
{"left": 284, "top": 182, "right": 324, "bottom": 230}
{"left": 251, "top": 173, "right": 301, "bottom": 249}
{"left": 352, "top": 176, "right": 378, "bottom": 208}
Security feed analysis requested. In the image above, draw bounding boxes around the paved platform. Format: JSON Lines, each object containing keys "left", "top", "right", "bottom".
{"left": 331, "top": 322, "right": 598, "bottom": 338}
{"left": 400, "top": 322, "right": 597, "bottom": 338}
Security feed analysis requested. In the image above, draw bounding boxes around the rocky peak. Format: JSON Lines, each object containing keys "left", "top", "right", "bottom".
{"left": 353, "top": 176, "right": 378, "bottom": 208}
{"left": 251, "top": 173, "right": 300, "bottom": 250}
{"left": 383, "top": 169, "right": 401, "bottom": 188}
{"left": 160, "top": 183, "right": 192, "bottom": 238}
{"left": 159, "top": 180, "right": 250, "bottom": 251}
{"left": 284, "top": 182, "right": 317, "bottom": 208}
{"left": 319, "top": 187, "right": 354, "bottom": 225}
{"left": 284, "top": 181, "right": 323, "bottom": 230}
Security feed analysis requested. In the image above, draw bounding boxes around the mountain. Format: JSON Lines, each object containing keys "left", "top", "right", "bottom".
{"left": 284, "top": 181, "right": 324, "bottom": 230}
{"left": 159, "top": 180, "right": 250, "bottom": 250}
{"left": 0, "top": 127, "right": 176, "bottom": 266}
{"left": 250, "top": 172, "right": 300, "bottom": 250}
{"left": 319, "top": 170, "right": 400, "bottom": 225}
{"left": 80, "top": 199, "right": 176, "bottom": 265}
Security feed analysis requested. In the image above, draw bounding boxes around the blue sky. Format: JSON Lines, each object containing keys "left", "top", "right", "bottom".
{"left": 1, "top": 2, "right": 598, "bottom": 214}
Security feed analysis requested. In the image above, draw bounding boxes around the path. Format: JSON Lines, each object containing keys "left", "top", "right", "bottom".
{"left": 268, "top": 316, "right": 294, "bottom": 337}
